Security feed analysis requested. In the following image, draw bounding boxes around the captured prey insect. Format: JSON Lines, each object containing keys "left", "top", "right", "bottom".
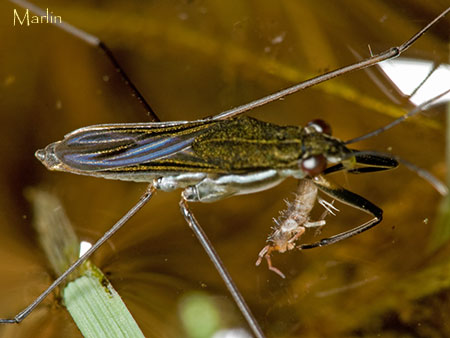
{"left": 255, "top": 178, "right": 337, "bottom": 279}
{"left": 2, "top": 1, "right": 449, "bottom": 337}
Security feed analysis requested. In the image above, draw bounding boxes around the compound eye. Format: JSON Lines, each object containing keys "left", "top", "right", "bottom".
{"left": 301, "top": 155, "right": 327, "bottom": 176}
{"left": 306, "top": 119, "right": 332, "bottom": 135}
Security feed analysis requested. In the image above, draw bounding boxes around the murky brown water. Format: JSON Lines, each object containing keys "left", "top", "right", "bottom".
{"left": 0, "top": 1, "right": 448, "bottom": 337}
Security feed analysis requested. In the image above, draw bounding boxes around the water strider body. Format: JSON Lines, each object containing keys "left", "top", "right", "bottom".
{"left": 36, "top": 116, "right": 362, "bottom": 202}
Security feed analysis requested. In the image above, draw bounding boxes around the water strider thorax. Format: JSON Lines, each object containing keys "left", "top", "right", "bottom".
{"left": 192, "top": 116, "right": 352, "bottom": 171}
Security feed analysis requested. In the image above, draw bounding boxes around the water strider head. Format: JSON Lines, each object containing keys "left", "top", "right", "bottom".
{"left": 294, "top": 119, "right": 358, "bottom": 176}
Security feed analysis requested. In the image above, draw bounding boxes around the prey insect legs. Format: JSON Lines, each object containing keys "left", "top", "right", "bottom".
{"left": 256, "top": 179, "right": 329, "bottom": 278}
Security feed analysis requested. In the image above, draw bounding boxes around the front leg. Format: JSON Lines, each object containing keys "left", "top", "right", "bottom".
{"left": 298, "top": 175, "right": 383, "bottom": 250}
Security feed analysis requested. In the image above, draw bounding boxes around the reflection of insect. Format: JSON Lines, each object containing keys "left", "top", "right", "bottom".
{"left": 2, "top": 1, "right": 449, "bottom": 337}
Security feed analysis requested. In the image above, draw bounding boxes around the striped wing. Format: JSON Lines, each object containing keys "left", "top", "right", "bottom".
{"left": 53, "top": 120, "right": 218, "bottom": 172}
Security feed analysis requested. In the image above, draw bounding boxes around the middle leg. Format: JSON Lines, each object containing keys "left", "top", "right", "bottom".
{"left": 179, "top": 190, "right": 264, "bottom": 338}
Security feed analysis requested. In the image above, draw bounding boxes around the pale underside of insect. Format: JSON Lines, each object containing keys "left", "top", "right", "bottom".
{"left": 3, "top": 1, "right": 450, "bottom": 337}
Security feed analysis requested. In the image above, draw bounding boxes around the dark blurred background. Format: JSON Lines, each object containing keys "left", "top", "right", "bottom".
{"left": 0, "top": 1, "right": 449, "bottom": 337}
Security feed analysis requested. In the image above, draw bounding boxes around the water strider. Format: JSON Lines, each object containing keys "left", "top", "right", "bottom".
{"left": 3, "top": 1, "right": 450, "bottom": 337}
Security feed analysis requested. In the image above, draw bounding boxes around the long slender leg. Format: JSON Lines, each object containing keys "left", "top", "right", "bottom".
{"left": 179, "top": 195, "right": 265, "bottom": 338}
{"left": 9, "top": 1, "right": 449, "bottom": 124}
{"left": 345, "top": 88, "right": 450, "bottom": 145}
{"left": 323, "top": 90, "right": 450, "bottom": 195}
{"left": 0, "top": 184, "right": 156, "bottom": 324}
{"left": 9, "top": 0, "right": 159, "bottom": 121}
{"left": 212, "top": 7, "right": 450, "bottom": 120}
{"left": 298, "top": 176, "right": 383, "bottom": 250}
